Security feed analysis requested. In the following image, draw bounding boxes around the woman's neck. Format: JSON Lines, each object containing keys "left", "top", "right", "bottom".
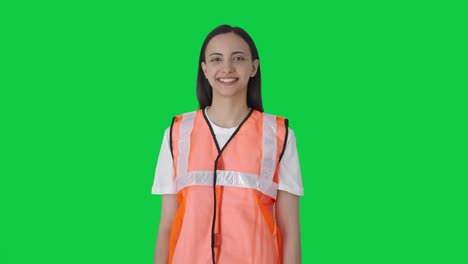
{"left": 206, "top": 98, "right": 250, "bottom": 128}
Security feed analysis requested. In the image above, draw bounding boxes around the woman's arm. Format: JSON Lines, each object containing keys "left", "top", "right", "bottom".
{"left": 154, "top": 194, "right": 178, "bottom": 264}
{"left": 276, "top": 190, "right": 301, "bottom": 264}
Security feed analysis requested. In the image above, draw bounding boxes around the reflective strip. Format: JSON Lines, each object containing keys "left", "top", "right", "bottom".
{"left": 176, "top": 111, "right": 196, "bottom": 178}
{"left": 261, "top": 114, "right": 278, "bottom": 184}
{"left": 176, "top": 170, "right": 278, "bottom": 199}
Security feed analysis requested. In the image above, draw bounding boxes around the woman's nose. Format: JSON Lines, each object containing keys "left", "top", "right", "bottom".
{"left": 221, "top": 60, "right": 234, "bottom": 73}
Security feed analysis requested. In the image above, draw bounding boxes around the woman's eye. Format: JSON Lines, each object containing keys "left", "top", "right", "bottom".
{"left": 210, "top": 58, "right": 221, "bottom": 62}
{"left": 233, "top": 57, "right": 245, "bottom": 61}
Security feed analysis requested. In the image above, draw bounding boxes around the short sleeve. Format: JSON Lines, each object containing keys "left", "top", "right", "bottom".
{"left": 151, "top": 127, "right": 177, "bottom": 195}
{"left": 278, "top": 128, "right": 304, "bottom": 196}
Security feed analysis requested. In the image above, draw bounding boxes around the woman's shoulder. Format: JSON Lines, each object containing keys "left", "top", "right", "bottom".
{"left": 259, "top": 111, "right": 290, "bottom": 127}
{"left": 260, "top": 110, "right": 287, "bottom": 119}
{"left": 260, "top": 110, "right": 297, "bottom": 136}
{"left": 173, "top": 109, "right": 201, "bottom": 118}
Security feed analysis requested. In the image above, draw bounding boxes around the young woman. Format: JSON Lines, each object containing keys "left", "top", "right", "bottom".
{"left": 152, "top": 25, "right": 304, "bottom": 264}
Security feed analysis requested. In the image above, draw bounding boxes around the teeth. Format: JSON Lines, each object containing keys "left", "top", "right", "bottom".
{"left": 219, "top": 78, "right": 237, "bottom": 83}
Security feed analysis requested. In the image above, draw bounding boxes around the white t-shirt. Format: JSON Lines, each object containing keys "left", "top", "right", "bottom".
{"left": 152, "top": 109, "right": 304, "bottom": 196}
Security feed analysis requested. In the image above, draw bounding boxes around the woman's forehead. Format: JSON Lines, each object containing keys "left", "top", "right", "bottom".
{"left": 205, "top": 33, "right": 251, "bottom": 55}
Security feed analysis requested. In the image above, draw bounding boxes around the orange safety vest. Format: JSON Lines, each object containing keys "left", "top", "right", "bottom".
{"left": 168, "top": 108, "right": 288, "bottom": 264}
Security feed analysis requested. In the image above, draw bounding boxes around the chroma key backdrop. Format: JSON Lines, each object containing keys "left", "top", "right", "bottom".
{"left": 1, "top": 0, "right": 466, "bottom": 263}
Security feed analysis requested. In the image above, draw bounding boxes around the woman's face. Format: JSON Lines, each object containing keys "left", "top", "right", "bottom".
{"left": 201, "top": 33, "right": 259, "bottom": 100}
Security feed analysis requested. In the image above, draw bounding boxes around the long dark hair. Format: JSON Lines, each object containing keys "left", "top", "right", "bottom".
{"left": 196, "top": 25, "right": 263, "bottom": 112}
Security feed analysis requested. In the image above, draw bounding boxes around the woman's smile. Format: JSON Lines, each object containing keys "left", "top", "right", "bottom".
{"left": 217, "top": 77, "right": 239, "bottom": 85}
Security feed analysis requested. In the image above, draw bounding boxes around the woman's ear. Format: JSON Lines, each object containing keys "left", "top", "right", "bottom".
{"left": 201, "top": 61, "right": 207, "bottom": 78}
{"left": 251, "top": 59, "right": 259, "bottom": 77}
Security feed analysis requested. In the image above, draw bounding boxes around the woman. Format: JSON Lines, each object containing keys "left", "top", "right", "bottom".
{"left": 152, "top": 24, "right": 304, "bottom": 264}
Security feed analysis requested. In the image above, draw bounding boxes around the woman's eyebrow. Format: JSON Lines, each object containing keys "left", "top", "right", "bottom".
{"left": 208, "top": 51, "right": 248, "bottom": 57}
{"left": 231, "top": 51, "right": 247, "bottom": 56}
{"left": 208, "top": 52, "right": 223, "bottom": 57}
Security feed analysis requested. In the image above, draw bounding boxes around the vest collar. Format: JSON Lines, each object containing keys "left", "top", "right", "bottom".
{"left": 201, "top": 107, "right": 255, "bottom": 154}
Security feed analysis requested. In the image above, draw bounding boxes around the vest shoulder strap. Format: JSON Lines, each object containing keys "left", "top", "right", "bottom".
{"left": 169, "top": 110, "right": 199, "bottom": 160}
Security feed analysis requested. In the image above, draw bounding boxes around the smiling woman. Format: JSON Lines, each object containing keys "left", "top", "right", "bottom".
{"left": 152, "top": 25, "right": 304, "bottom": 264}
{"left": 201, "top": 33, "right": 259, "bottom": 103}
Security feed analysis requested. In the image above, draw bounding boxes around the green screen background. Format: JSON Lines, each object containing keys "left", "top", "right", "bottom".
{"left": 2, "top": 0, "right": 466, "bottom": 263}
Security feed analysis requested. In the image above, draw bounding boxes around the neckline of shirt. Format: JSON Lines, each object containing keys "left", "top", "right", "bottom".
{"left": 204, "top": 107, "right": 238, "bottom": 133}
